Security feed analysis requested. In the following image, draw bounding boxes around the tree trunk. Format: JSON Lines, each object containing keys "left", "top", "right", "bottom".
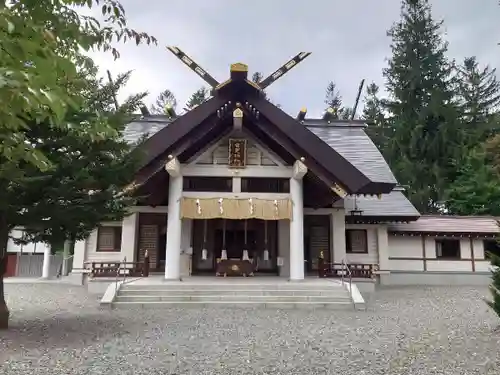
{"left": 0, "top": 260, "right": 8, "bottom": 330}
{"left": 0, "top": 214, "right": 10, "bottom": 330}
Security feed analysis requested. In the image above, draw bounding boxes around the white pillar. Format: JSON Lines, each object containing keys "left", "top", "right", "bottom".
{"left": 331, "top": 208, "right": 346, "bottom": 263}
{"left": 41, "top": 244, "right": 51, "bottom": 279}
{"left": 72, "top": 239, "right": 86, "bottom": 272}
{"left": 165, "top": 175, "right": 183, "bottom": 280}
{"left": 289, "top": 177, "right": 305, "bottom": 281}
{"left": 121, "top": 213, "right": 138, "bottom": 262}
{"left": 377, "top": 226, "right": 389, "bottom": 271}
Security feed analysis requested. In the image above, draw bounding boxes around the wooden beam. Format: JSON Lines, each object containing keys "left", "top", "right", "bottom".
{"left": 259, "top": 52, "right": 311, "bottom": 90}
{"left": 183, "top": 165, "right": 293, "bottom": 178}
{"left": 166, "top": 46, "right": 220, "bottom": 88}
{"left": 182, "top": 191, "right": 290, "bottom": 200}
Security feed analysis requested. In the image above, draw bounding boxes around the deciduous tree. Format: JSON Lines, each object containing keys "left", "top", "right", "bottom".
{"left": 0, "top": 68, "right": 145, "bottom": 329}
{"left": 0, "top": 0, "right": 156, "bottom": 168}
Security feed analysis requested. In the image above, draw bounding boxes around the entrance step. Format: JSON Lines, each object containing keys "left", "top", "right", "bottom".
{"left": 119, "top": 282, "right": 345, "bottom": 292}
{"left": 111, "top": 301, "right": 354, "bottom": 309}
{"left": 116, "top": 294, "right": 352, "bottom": 303}
{"left": 118, "top": 289, "right": 349, "bottom": 297}
{"left": 108, "top": 280, "right": 362, "bottom": 310}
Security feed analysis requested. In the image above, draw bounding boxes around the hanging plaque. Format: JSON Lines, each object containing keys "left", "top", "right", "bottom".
{"left": 228, "top": 138, "right": 247, "bottom": 168}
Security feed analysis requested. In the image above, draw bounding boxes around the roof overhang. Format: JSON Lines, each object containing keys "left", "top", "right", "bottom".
{"left": 130, "top": 79, "right": 396, "bottom": 197}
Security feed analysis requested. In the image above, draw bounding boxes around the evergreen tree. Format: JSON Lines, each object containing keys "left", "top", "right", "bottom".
{"left": 324, "top": 81, "right": 351, "bottom": 120}
{"left": 486, "top": 253, "right": 500, "bottom": 320}
{"left": 150, "top": 89, "right": 178, "bottom": 116}
{"left": 456, "top": 56, "right": 500, "bottom": 144}
{"left": 445, "top": 148, "right": 500, "bottom": 216}
{"left": 184, "top": 87, "right": 210, "bottom": 110}
{"left": 362, "top": 83, "right": 391, "bottom": 155}
{"left": 0, "top": 69, "right": 144, "bottom": 329}
{"left": 383, "top": 0, "right": 462, "bottom": 213}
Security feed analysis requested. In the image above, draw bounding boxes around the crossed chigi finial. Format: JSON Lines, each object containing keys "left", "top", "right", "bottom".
{"left": 166, "top": 46, "right": 311, "bottom": 91}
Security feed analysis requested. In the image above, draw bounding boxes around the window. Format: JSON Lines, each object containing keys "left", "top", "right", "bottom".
{"left": 484, "top": 239, "right": 500, "bottom": 259}
{"left": 183, "top": 177, "right": 232, "bottom": 192}
{"left": 97, "top": 226, "right": 122, "bottom": 252}
{"left": 241, "top": 178, "right": 289, "bottom": 193}
{"left": 435, "top": 239, "right": 460, "bottom": 259}
{"left": 346, "top": 229, "right": 368, "bottom": 253}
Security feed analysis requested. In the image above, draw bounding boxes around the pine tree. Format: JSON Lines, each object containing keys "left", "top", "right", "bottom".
{"left": 324, "top": 81, "right": 351, "bottom": 120}
{"left": 150, "top": 89, "right": 178, "bottom": 116}
{"left": 184, "top": 87, "right": 210, "bottom": 110}
{"left": 383, "top": 0, "right": 462, "bottom": 213}
{"left": 456, "top": 56, "right": 500, "bottom": 144}
{"left": 487, "top": 252, "right": 500, "bottom": 320}
{"left": 445, "top": 147, "right": 500, "bottom": 216}
{"left": 362, "top": 83, "right": 391, "bottom": 155}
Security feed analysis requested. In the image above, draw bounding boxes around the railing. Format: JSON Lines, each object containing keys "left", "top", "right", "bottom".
{"left": 85, "top": 255, "right": 150, "bottom": 282}
{"left": 341, "top": 259, "right": 354, "bottom": 306}
{"left": 321, "top": 262, "right": 375, "bottom": 279}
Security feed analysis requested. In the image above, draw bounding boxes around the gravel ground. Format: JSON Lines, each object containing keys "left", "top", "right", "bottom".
{"left": 1, "top": 284, "right": 499, "bottom": 375}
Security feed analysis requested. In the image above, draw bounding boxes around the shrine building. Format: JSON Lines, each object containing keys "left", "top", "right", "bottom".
{"left": 67, "top": 49, "right": 499, "bottom": 289}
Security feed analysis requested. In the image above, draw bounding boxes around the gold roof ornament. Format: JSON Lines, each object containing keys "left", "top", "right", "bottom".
{"left": 165, "top": 104, "right": 176, "bottom": 118}
{"left": 230, "top": 63, "right": 248, "bottom": 72}
{"left": 296, "top": 107, "right": 307, "bottom": 121}
{"left": 233, "top": 108, "right": 243, "bottom": 118}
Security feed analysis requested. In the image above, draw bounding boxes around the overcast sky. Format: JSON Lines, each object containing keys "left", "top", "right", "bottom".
{"left": 87, "top": 0, "right": 499, "bottom": 117}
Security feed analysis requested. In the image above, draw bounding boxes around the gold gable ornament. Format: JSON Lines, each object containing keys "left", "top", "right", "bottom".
{"left": 228, "top": 138, "right": 247, "bottom": 168}
{"left": 230, "top": 63, "right": 248, "bottom": 72}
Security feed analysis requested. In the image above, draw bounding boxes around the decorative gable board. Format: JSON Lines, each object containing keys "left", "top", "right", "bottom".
{"left": 193, "top": 134, "right": 284, "bottom": 166}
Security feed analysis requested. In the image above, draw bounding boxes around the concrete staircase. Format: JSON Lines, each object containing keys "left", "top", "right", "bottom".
{"left": 110, "top": 280, "right": 361, "bottom": 309}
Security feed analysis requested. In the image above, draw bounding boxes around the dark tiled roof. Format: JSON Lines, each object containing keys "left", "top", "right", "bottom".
{"left": 306, "top": 123, "right": 397, "bottom": 185}
{"left": 389, "top": 216, "right": 500, "bottom": 234}
{"left": 344, "top": 188, "right": 419, "bottom": 217}
{"left": 122, "top": 116, "right": 170, "bottom": 144}
{"left": 124, "top": 117, "right": 396, "bottom": 186}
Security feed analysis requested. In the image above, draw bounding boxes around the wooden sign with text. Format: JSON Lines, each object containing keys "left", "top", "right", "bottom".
{"left": 228, "top": 139, "right": 247, "bottom": 168}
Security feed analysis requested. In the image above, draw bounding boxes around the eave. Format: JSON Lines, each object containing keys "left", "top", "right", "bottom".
{"left": 244, "top": 96, "right": 393, "bottom": 195}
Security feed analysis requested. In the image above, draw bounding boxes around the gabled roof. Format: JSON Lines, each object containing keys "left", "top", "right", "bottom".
{"left": 125, "top": 114, "right": 398, "bottom": 196}
{"left": 127, "top": 71, "right": 400, "bottom": 197}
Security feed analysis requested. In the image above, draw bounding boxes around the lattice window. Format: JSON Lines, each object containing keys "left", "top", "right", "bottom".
{"left": 97, "top": 226, "right": 122, "bottom": 252}
{"left": 346, "top": 229, "right": 368, "bottom": 254}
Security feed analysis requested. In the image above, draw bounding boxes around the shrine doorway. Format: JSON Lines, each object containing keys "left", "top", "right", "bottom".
{"left": 191, "top": 219, "right": 279, "bottom": 275}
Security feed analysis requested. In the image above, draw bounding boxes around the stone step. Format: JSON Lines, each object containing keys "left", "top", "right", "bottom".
{"left": 115, "top": 295, "right": 352, "bottom": 303}
{"left": 120, "top": 283, "right": 345, "bottom": 292}
{"left": 111, "top": 300, "right": 354, "bottom": 310}
{"left": 118, "top": 289, "right": 349, "bottom": 297}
